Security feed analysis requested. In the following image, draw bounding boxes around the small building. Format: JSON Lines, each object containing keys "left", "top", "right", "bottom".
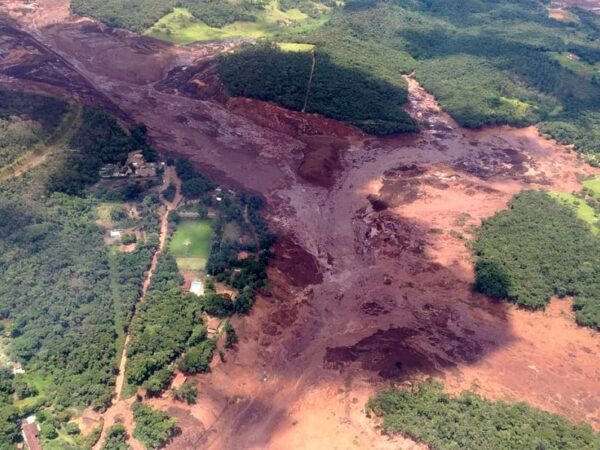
{"left": 190, "top": 280, "right": 204, "bottom": 296}
{"left": 22, "top": 417, "right": 41, "bottom": 450}
{"left": 109, "top": 230, "right": 122, "bottom": 239}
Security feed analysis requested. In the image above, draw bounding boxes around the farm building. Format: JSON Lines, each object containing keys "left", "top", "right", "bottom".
{"left": 190, "top": 280, "right": 205, "bottom": 296}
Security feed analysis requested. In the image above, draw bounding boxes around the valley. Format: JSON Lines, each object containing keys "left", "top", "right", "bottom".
{"left": 1, "top": 0, "right": 600, "bottom": 449}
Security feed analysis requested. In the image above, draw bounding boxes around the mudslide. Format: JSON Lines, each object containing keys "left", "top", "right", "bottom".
{"left": 1, "top": 2, "right": 600, "bottom": 449}
{"left": 94, "top": 166, "right": 181, "bottom": 450}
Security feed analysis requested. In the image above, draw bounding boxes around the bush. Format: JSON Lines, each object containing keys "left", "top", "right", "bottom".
{"left": 172, "top": 381, "right": 198, "bottom": 405}
{"left": 101, "top": 423, "right": 129, "bottom": 450}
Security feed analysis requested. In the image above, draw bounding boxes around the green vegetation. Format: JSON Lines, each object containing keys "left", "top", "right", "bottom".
{"left": 583, "top": 175, "right": 600, "bottom": 199}
{"left": 473, "top": 190, "right": 600, "bottom": 328}
{"left": 131, "top": 403, "right": 177, "bottom": 449}
{"left": 172, "top": 380, "right": 197, "bottom": 404}
{"left": 178, "top": 340, "right": 216, "bottom": 374}
{"left": 305, "top": 0, "right": 600, "bottom": 149}
{"left": 170, "top": 220, "right": 213, "bottom": 270}
{"left": 0, "top": 88, "right": 70, "bottom": 174}
{"left": 144, "top": 5, "right": 327, "bottom": 44}
{"left": 72, "top": 0, "right": 330, "bottom": 43}
{"left": 218, "top": 43, "right": 416, "bottom": 135}
{"left": 48, "top": 107, "right": 133, "bottom": 195}
{"left": 125, "top": 253, "right": 205, "bottom": 392}
{"left": 368, "top": 381, "right": 600, "bottom": 450}
{"left": 0, "top": 89, "right": 166, "bottom": 448}
{"left": 101, "top": 424, "right": 131, "bottom": 450}
{"left": 549, "top": 191, "right": 599, "bottom": 232}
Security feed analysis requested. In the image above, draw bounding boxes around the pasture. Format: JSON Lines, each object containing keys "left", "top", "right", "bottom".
{"left": 145, "top": 5, "right": 328, "bottom": 44}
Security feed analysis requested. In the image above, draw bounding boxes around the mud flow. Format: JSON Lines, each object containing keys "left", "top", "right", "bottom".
{"left": 2, "top": 1, "right": 600, "bottom": 448}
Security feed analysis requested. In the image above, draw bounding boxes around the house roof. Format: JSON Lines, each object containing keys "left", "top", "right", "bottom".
{"left": 22, "top": 422, "right": 41, "bottom": 450}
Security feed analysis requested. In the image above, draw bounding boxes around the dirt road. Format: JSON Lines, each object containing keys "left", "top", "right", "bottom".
{"left": 94, "top": 166, "right": 181, "bottom": 450}
{"left": 2, "top": 2, "right": 600, "bottom": 449}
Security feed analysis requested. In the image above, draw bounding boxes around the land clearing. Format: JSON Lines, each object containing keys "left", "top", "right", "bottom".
{"left": 144, "top": 2, "right": 329, "bottom": 44}
{"left": 3, "top": 2, "right": 600, "bottom": 448}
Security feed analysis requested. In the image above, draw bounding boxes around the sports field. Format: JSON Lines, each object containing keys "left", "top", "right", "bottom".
{"left": 170, "top": 220, "right": 213, "bottom": 270}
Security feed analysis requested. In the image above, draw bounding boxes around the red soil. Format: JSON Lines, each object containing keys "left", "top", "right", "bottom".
{"left": 2, "top": 2, "right": 600, "bottom": 448}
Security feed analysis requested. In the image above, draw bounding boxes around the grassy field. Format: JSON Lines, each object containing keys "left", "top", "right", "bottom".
{"left": 549, "top": 192, "right": 599, "bottom": 233}
{"left": 551, "top": 52, "right": 600, "bottom": 80}
{"left": 144, "top": 4, "right": 329, "bottom": 44}
{"left": 277, "top": 42, "right": 315, "bottom": 52}
{"left": 170, "top": 220, "right": 213, "bottom": 270}
{"left": 583, "top": 175, "right": 600, "bottom": 198}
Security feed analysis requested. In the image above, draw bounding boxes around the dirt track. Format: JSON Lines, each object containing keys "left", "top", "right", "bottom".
{"left": 2, "top": 1, "right": 600, "bottom": 449}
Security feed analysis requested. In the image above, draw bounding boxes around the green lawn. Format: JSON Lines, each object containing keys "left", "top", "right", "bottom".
{"left": 144, "top": 4, "right": 329, "bottom": 44}
{"left": 549, "top": 192, "right": 599, "bottom": 233}
{"left": 277, "top": 42, "right": 315, "bottom": 52}
{"left": 170, "top": 220, "right": 213, "bottom": 270}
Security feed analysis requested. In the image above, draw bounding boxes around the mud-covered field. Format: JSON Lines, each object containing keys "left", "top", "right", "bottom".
{"left": 2, "top": 1, "right": 600, "bottom": 449}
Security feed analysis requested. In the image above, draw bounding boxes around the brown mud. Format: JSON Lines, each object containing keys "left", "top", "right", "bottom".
{"left": 2, "top": 2, "right": 600, "bottom": 448}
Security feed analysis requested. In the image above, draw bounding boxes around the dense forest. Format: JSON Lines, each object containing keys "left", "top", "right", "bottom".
{"left": 218, "top": 44, "right": 417, "bottom": 135}
{"left": 368, "top": 381, "right": 600, "bottom": 449}
{"left": 473, "top": 190, "right": 600, "bottom": 329}
{"left": 125, "top": 252, "right": 208, "bottom": 394}
{"left": 0, "top": 90, "right": 166, "bottom": 448}
{"left": 290, "top": 0, "right": 600, "bottom": 149}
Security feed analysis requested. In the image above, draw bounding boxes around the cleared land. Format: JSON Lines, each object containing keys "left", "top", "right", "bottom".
{"left": 170, "top": 219, "right": 213, "bottom": 270}
{"left": 144, "top": 3, "right": 328, "bottom": 44}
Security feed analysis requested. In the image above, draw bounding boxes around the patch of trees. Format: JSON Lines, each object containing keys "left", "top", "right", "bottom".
{"left": 131, "top": 403, "right": 177, "bottom": 449}
{"left": 367, "top": 381, "right": 600, "bottom": 450}
{"left": 48, "top": 107, "right": 130, "bottom": 195}
{"left": 125, "top": 253, "right": 208, "bottom": 391}
{"left": 49, "top": 108, "right": 160, "bottom": 196}
{"left": 0, "top": 88, "right": 69, "bottom": 133}
{"left": 473, "top": 190, "right": 600, "bottom": 329}
{"left": 175, "top": 159, "right": 215, "bottom": 199}
{"left": 0, "top": 89, "right": 70, "bottom": 169}
{"left": 218, "top": 44, "right": 417, "bottom": 135}
{"left": 101, "top": 424, "right": 131, "bottom": 450}
{"left": 71, "top": 0, "right": 265, "bottom": 32}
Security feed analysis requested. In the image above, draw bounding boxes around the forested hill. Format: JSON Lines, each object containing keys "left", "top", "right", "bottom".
{"left": 73, "top": 0, "right": 600, "bottom": 149}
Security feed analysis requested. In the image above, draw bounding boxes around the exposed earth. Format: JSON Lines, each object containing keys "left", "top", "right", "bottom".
{"left": 2, "top": 1, "right": 600, "bottom": 449}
